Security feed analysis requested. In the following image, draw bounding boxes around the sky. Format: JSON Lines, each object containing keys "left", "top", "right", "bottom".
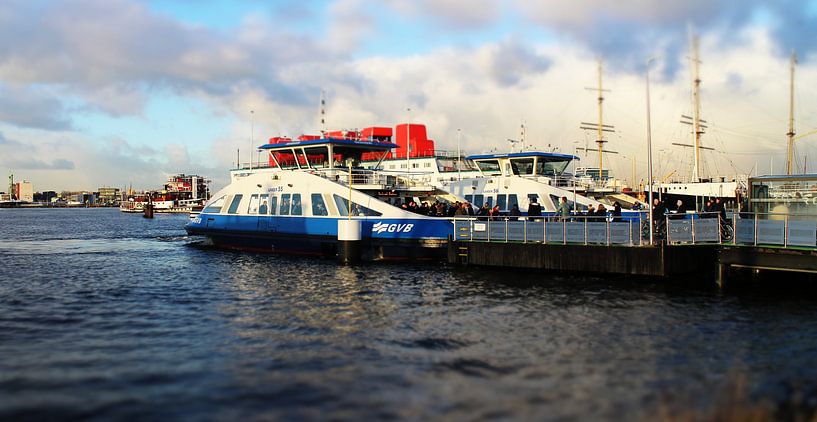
{"left": 1, "top": 0, "right": 817, "bottom": 192}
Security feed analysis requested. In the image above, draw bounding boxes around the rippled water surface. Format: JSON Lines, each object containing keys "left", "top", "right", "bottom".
{"left": 2, "top": 208, "right": 817, "bottom": 420}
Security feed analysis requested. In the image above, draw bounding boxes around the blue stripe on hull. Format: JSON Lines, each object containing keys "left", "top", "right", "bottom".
{"left": 187, "top": 214, "right": 454, "bottom": 239}
{"left": 185, "top": 214, "right": 450, "bottom": 260}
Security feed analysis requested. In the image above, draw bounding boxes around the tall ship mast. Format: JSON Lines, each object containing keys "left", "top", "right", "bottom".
{"left": 651, "top": 31, "right": 744, "bottom": 210}
{"left": 786, "top": 52, "right": 797, "bottom": 175}
{"left": 579, "top": 60, "right": 615, "bottom": 180}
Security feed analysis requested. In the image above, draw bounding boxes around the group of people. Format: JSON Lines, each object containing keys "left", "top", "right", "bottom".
{"left": 394, "top": 198, "right": 527, "bottom": 220}
{"left": 398, "top": 199, "right": 476, "bottom": 217}
{"left": 650, "top": 197, "right": 728, "bottom": 221}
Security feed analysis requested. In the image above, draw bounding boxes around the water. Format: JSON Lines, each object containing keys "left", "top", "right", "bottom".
{"left": 2, "top": 208, "right": 817, "bottom": 420}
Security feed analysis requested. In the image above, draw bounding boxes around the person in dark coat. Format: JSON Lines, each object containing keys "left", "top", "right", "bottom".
{"left": 527, "top": 199, "right": 542, "bottom": 219}
{"left": 652, "top": 198, "right": 667, "bottom": 223}
{"left": 612, "top": 201, "right": 622, "bottom": 222}
{"left": 509, "top": 204, "right": 521, "bottom": 220}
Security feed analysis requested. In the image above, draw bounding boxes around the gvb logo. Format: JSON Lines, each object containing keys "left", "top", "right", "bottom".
{"left": 372, "top": 222, "right": 414, "bottom": 234}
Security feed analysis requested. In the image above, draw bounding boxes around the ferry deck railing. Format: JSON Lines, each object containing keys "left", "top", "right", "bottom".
{"left": 452, "top": 211, "right": 817, "bottom": 250}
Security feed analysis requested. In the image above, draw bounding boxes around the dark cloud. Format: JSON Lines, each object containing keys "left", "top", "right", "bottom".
{"left": 3, "top": 158, "right": 75, "bottom": 170}
{"left": 0, "top": 84, "right": 72, "bottom": 130}
{"left": 488, "top": 39, "right": 551, "bottom": 87}
{"left": 511, "top": 1, "right": 815, "bottom": 76}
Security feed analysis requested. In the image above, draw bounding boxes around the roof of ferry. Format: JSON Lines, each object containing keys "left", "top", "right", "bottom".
{"left": 258, "top": 138, "right": 398, "bottom": 150}
{"left": 466, "top": 151, "right": 579, "bottom": 161}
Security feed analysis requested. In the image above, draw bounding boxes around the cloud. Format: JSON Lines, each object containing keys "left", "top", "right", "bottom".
{"left": 384, "top": 0, "right": 500, "bottom": 28}
{"left": 3, "top": 158, "right": 75, "bottom": 170}
{"left": 512, "top": 0, "right": 817, "bottom": 73}
{"left": 0, "top": 0, "right": 341, "bottom": 118}
{"left": 483, "top": 39, "right": 551, "bottom": 87}
{"left": 0, "top": 84, "right": 71, "bottom": 130}
{"left": 0, "top": 132, "right": 20, "bottom": 145}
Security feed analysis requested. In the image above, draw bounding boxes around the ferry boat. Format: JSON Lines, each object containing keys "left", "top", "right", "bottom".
{"left": 121, "top": 174, "right": 211, "bottom": 214}
{"left": 358, "top": 123, "right": 625, "bottom": 214}
{"left": 185, "top": 131, "right": 461, "bottom": 260}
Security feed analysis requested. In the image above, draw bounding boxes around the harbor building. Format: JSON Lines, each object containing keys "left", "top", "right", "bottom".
{"left": 97, "top": 187, "right": 121, "bottom": 206}
{"left": 14, "top": 181, "right": 34, "bottom": 202}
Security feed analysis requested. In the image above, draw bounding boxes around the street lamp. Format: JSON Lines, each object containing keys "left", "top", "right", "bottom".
{"left": 646, "top": 58, "right": 656, "bottom": 246}
{"left": 250, "top": 110, "right": 255, "bottom": 170}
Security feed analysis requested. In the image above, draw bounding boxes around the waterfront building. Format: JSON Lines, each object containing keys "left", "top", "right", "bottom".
{"left": 97, "top": 187, "right": 121, "bottom": 206}
{"left": 14, "top": 181, "right": 34, "bottom": 202}
{"left": 34, "top": 191, "right": 58, "bottom": 203}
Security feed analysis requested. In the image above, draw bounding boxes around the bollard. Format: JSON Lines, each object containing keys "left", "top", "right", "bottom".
{"left": 337, "top": 219, "right": 362, "bottom": 264}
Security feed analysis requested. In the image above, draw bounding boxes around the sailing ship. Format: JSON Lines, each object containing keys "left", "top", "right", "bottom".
{"left": 648, "top": 33, "right": 746, "bottom": 211}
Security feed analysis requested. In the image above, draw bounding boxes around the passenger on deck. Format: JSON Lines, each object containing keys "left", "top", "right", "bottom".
{"left": 714, "top": 197, "right": 727, "bottom": 221}
{"left": 465, "top": 202, "right": 475, "bottom": 216}
{"left": 670, "top": 199, "right": 685, "bottom": 219}
{"left": 477, "top": 203, "right": 490, "bottom": 220}
{"left": 652, "top": 198, "right": 667, "bottom": 223}
{"left": 595, "top": 204, "right": 607, "bottom": 219}
{"left": 557, "top": 196, "right": 570, "bottom": 220}
{"left": 527, "top": 199, "right": 542, "bottom": 220}
{"left": 455, "top": 203, "right": 467, "bottom": 216}
{"left": 612, "top": 201, "right": 622, "bottom": 222}
{"left": 259, "top": 200, "right": 268, "bottom": 215}
{"left": 489, "top": 205, "right": 501, "bottom": 220}
{"left": 435, "top": 202, "right": 446, "bottom": 217}
{"left": 509, "top": 204, "right": 521, "bottom": 220}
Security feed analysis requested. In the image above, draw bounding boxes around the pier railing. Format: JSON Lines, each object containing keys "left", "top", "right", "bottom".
{"left": 453, "top": 211, "right": 817, "bottom": 249}
{"left": 452, "top": 215, "right": 647, "bottom": 246}
{"left": 731, "top": 212, "right": 817, "bottom": 248}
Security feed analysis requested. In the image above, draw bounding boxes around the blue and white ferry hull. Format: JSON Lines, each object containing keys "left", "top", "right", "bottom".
{"left": 186, "top": 214, "right": 452, "bottom": 260}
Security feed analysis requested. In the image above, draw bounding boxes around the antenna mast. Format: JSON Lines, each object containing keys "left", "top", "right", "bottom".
{"left": 786, "top": 52, "right": 797, "bottom": 175}
{"left": 320, "top": 90, "right": 327, "bottom": 135}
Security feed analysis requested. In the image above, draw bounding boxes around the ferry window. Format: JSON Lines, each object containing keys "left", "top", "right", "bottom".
{"left": 259, "top": 194, "right": 269, "bottom": 214}
{"left": 311, "top": 193, "right": 328, "bottom": 216}
{"left": 475, "top": 160, "right": 501, "bottom": 176}
{"left": 486, "top": 197, "right": 493, "bottom": 208}
{"left": 497, "top": 194, "right": 507, "bottom": 211}
{"left": 333, "top": 194, "right": 382, "bottom": 216}
{"left": 247, "top": 194, "right": 260, "bottom": 214}
{"left": 227, "top": 194, "right": 244, "bottom": 214}
{"left": 536, "top": 157, "right": 571, "bottom": 176}
{"left": 269, "top": 196, "right": 278, "bottom": 215}
{"left": 280, "top": 194, "right": 291, "bottom": 216}
{"left": 508, "top": 194, "right": 519, "bottom": 210}
{"left": 510, "top": 158, "right": 534, "bottom": 175}
{"left": 473, "top": 194, "right": 484, "bottom": 206}
{"left": 465, "top": 194, "right": 473, "bottom": 204}
{"left": 202, "top": 195, "right": 226, "bottom": 213}
{"left": 291, "top": 194, "right": 302, "bottom": 215}
{"left": 304, "top": 146, "right": 329, "bottom": 169}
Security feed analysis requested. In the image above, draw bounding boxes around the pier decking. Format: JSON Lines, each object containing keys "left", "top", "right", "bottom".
{"left": 446, "top": 213, "right": 817, "bottom": 284}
